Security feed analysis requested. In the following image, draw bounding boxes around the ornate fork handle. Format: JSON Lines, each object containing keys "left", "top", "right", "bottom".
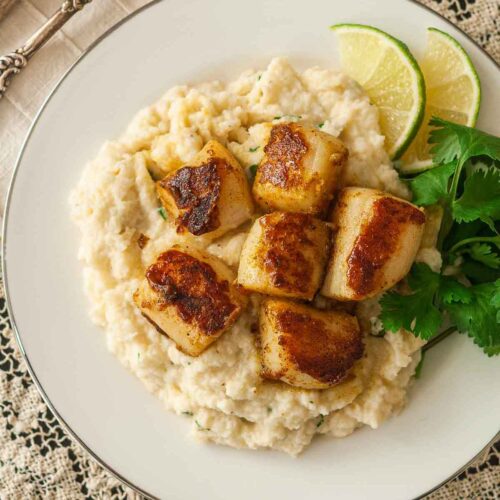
{"left": 0, "top": 0, "right": 92, "bottom": 100}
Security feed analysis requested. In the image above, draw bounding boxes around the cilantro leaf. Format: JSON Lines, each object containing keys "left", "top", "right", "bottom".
{"left": 491, "top": 284, "right": 500, "bottom": 322}
{"left": 443, "top": 280, "right": 500, "bottom": 356}
{"left": 409, "top": 162, "right": 455, "bottom": 206}
{"left": 443, "top": 220, "right": 487, "bottom": 252}
{"left": 428, "top": 118, "right": 500, "bottom": 166}
{"left": 452, "top": 166, "right": 500, "bottom": 228}
{"left": 380, "top": 263, "right": 442, "bottom": 339}
{"left": 394, "top": 120, "right": 500, "bottom": 357}
{"left": 466, "top": 243, "right": 500, "bottom": 269}
{"left": 461, "top": 259, "right": 500, "bottom": 285}
{"left": 491, "top": 284, "right": 500, "bottom": 309}
{"left": 438, "top": 276, "right": 472, "bottom": 304}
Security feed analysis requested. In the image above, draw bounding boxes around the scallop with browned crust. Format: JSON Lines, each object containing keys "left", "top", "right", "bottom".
{"left": 260, "top": 299, "right": 363, "bottom": 389}
{"left": 253, "top": 122, "right": 348, "bottom": 215}
{"left": 133, "top": 245, "right": 246, "bottom": 356}
{"left": 321, "top": 187, "right": 426, "bottom": 301}
{"left": 157, "top": 140, "right": 253, "bottom": 239}
{"left": 237, "top": 212, "right": 330, "bottom": 301}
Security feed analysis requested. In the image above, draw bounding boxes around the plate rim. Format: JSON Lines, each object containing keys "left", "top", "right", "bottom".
{"left": 2, "top": 1, "right": 498, "bottom": 498}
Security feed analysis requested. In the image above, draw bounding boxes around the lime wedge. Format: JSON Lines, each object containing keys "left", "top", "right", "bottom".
{"left": 331, "top": 24, "right": 425, "bottom": 160}
{"left": 400, "top": 27, "right": 481, "bottom": 174}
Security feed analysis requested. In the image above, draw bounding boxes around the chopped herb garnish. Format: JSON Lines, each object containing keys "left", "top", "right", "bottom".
{"left": 182, "top": 411, "right": 193, "bottom": 416}
{"left": 316, "top": 414, "right": 325, "bottom": 428}
{"left": 195, "top": 419, "right": 210, "bottom": 431}
{"left": 247, "top": 164, "right": 258, "bottom": 183}
{"left": 249, "top": 146, "right": 260, "bottom": 152}
{"left": 258, "top": 74, "right": 262, "bottom": 81}
{"left": 157, "top": 206, "right": 168, "bottom": 220}
{"left": 267, "top": 406, "right": 272, "bottom": 414}
{"left": 318, "top": 122, "right": 325, "bottom": 129}
{"left": 274, "top": 114, "right": 302, "bottom": 121}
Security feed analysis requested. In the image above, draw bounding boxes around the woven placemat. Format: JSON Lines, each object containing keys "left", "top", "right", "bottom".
{"left": 0, "top": 1, "right": 498, "bottom": 498}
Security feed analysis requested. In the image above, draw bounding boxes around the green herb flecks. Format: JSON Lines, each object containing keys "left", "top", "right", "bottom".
{"left": 195, "top": 419, "right": 210, "bottom": 431}
{"left": 318, "top": 122, "right": 325, "bottom": 129}
{"left": 249, "top": 146, "right": 260, "bottom": 152}
{"left": 182, "top": 411, "right": 193, "bottom": 417}
{"left": 157, "top": 206, "right": 168, "bottom": 221}
{"left": 316, "top": 414, "right": 325, "bottom": 428}
{"left": 247, "top": 164, "right": 259, "bottom": 183}
{"left": 273, "top": 114, "right": 302, "bottom": 121}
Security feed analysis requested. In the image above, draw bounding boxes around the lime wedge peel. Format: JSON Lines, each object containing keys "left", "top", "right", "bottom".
{"left": 399, "top": 27, "right": 481, "bottom": 174}
{"left": 331, "top": 24, "right": 426, "bottom": 160}
{"left": 425, "top": 27, "right": 481, "bottom": 125}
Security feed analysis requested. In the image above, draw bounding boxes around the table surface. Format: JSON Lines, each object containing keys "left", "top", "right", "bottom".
{"left": 0, "top": 0, "right": 498, "bottom": 498}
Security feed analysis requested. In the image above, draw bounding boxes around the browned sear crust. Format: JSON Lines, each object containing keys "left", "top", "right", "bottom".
{"left": 258, "top": 124, "right": 308, "bottom": 188}
{"left": 159, "top": 160, "right": 224, "bottom": 236}
{"left": 260, "top": 212, "right": 316, "bottom": 293}
{"left": 275, "top": 308, "right": 363, "bottom": 385}
{"left": 145, "top": 249, "right": 238, "bottom": 334}
{"left": 347, "top": 197, "right": 426, "bottom": 297}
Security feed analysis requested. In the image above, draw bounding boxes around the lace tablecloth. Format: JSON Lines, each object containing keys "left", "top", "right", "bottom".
{"left": 0, "top": 0, "right": 498, "bottom": 498}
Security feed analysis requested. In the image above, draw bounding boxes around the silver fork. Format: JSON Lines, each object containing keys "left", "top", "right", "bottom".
{"left": 0, "top": 0, "right": 93, "bottom": 100}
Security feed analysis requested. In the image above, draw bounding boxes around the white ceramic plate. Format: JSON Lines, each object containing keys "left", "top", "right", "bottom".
{"left": 3, "top": 0, "right": 499, "bottom": 498}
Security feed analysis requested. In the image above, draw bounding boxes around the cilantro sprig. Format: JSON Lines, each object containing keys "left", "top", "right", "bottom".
{"left": 381, "top": 118, "right": 500, "bottom": 356}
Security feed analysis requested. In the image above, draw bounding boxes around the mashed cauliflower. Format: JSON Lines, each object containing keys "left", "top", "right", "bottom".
{"left": 70, "top": 58, "right": 433, "bottom": 456}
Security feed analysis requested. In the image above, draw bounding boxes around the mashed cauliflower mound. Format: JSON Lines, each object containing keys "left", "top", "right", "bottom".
{"left": 70, "top": 58, "right": 437, "bottom": 456}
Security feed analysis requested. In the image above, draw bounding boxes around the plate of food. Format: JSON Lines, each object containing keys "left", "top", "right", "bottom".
{"left": 3, "top": 0, "right": 499, "bottom": 498}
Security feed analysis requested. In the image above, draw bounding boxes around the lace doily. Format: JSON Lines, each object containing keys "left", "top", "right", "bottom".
{"left": 0, "top": 0, "right": 498, "bottom": 498}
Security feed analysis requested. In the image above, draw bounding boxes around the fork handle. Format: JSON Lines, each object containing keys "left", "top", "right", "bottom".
{"left": 0, "top": 0, "right": 92, "bottom": 100}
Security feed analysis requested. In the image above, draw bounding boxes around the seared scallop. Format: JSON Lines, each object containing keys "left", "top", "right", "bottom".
{"left": 321, "top": 187, "right": 426, "bottom": 301}
{"left": 237, "top": 212, "right": 330, "bottom": 301}
{"left": 157, "top": 140, "right": 253, "bottom": 239}
{"left": 259, "top": 299, "right": 363, "bottom": 389}
{"left": 133, "top": 245, "right": 245, "bottom": 356}
{"left": 253, "top": 122, "right": 348, "bottom": 215}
